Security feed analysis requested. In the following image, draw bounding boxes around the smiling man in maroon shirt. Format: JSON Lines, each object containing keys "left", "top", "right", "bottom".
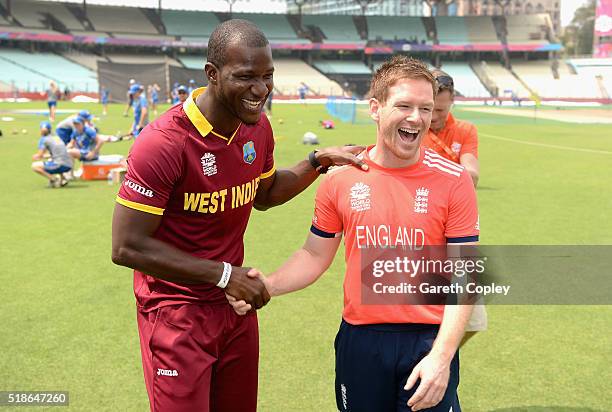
{"left": 111, "top": 19, "right": 366, "bottom": 412}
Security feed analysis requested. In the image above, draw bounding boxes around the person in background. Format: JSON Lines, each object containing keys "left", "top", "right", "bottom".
{"left": 171, "top": 82, "right": 179, "bottom": 104}
{"left": 177, "top": 85, "right": 188, "bottom": 103}
{"left": 265, "top": 90, "right": 273, "bottom": 116}
{"left": 423, "top": 69, "right": 486, "bottom": 359}
{"left": 188, "top": 79, "right": 196, "bottom": 94}
{"left": 67, "top": 116, "right": 103, "bottom": 162}
{"left": 55, "top": 110, "right": 94, "bottom": 145}
{"left": 130, "top": 84, "right": 149, "bottom": 137}
{"left": 123, "top": 79, "right": 136, "bottom": 117}
{"left": 150, "top": 83, "right": 160, "bottom": 116}
{"left": 298, "top": 82, "right": 307, "bottom": 104}
{"left": 423, "top": 70, "right": 479, "bottom": 188}
{"left": 31, "top": 121, "right": 73, "bottom": 188}
{"left": 47, "top": 81, "right": 59, "bottom": 121}
{"left": 101, "top": 86, "right": 110, "bottom": 116}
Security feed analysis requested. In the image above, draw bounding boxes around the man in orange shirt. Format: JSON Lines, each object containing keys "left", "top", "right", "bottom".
{"left": 424, "top": 70, "right": 487, "bottom": 346}
{"left": 423, "top": 70, "right": 479, "bottom": 187}
{"left": 229, "top": 57, "right": 479, "bottom": 412}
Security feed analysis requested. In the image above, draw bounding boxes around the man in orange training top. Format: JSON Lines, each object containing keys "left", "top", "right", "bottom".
{"left": 423, "top": 70, "right": 479, "bottom": 187}
{"left": 423, "top": 70, "right": 486, "bottom": 347}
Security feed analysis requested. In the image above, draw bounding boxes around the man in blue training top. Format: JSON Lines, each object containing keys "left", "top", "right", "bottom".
{"left": 131, "top": 84, "right": 149, "bottom": 138}
{"left": 55, "top": 110, "right": 94, "bottom": 145}
{"left": 67, "top": 117, "right": 103, "bottom": 161}
{"left": 31, "top": 121, "right": 73, "bottom": 188}
{"left": 177, "top": 85, "right": 188, "bottom": 103}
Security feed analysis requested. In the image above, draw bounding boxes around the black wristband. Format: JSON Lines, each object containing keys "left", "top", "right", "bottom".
{"left": 308, "top": 150, "right": 328, "bottom": 174}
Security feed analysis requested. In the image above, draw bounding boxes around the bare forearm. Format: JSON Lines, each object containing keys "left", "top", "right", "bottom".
{"left": 255, "top": 161, "right": 317, "bottom": 210}
{"left": 266, "top": 247, "right": 330, "bottom": 296}
{"left": 112, "top": 235, "right": 222, "bottom": 285}
{"left": 430, "top": 304, "right": 474, "bottom": 362}
{"left": 466, "top": 168, "right": 479, "bottom": 187}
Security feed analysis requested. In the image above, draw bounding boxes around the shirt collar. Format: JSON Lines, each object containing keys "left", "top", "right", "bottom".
{"left": 183, "top": 87, "right": 213, "bottom": 138}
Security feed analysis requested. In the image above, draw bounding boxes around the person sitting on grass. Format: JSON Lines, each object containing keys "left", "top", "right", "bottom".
{"left": 67, "top": 116, "right": 103, "bottom": 162}
{"left": 31, "top": 121, "right": 73, "bottom": 188}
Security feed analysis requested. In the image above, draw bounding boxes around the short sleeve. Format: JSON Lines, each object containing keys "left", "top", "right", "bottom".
{"left": 87, "top": 127, "right": 97, "bottom": 139}
{"left": 459, "top": 123, "right": 478, "bottom": 159}
{"left": 260, "top": 115, "right": 276, "bottom": 179}
{"left": 116, "top": 128, "right": 183, "bottom": 215}
{"left": 311, "top": 176, "right": 342, "bottom": 238}
{"left": 445, "top": 170, "right": 479, "bottom": 243}
{"left": 38, "top": 137, "right": 46, "bottom": 150}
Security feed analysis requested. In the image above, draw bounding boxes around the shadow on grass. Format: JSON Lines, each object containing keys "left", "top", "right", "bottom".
{"left": 487, "top": 407, "right": 605, "bottom": 412}
{"left": 58, "top": 184, "right": 90, "bottom": 189}
{"left": 476, "top": 186, "right": 498, "bottom": 191}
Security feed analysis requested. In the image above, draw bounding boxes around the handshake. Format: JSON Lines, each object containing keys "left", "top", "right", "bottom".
{"left": 224, "top": 266, "right": 270, "bottom": 316}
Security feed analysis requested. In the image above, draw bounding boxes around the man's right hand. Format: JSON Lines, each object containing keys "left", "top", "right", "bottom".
{"left": 224, "top": 267, "right": 270, "bottom": 310}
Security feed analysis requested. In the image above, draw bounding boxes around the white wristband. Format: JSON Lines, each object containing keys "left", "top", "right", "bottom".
{"left": 217, "top": 262, "right": 232, "bottom": 289}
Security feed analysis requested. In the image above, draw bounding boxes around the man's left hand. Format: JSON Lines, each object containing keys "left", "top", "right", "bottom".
{"left": 404, "top": 352, "right": 451, "bottom": 411}
{"left": 316, "top": 145, "right": 368, "bottom": 171}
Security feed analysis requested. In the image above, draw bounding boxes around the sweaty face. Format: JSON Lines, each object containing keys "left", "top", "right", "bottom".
{"left": 215, "top": 42, "right": 274, "bottom": 124}
{"left": 430, "top": 90, "right": 453, "bottom": 132}
{"left": 370, "top": 78, "right": 434, "bottom": 165}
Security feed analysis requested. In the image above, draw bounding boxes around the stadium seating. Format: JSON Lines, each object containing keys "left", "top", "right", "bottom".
{"left": 512, "top": 60, "right": 603, "bottom": 98}
{"left": 506, "top": 14, "right": 550, "bottom": 44}
{"left": 37, "top": 1, "right": 86, "bottom": 31}
{"left": 106, "top": 53, "right": 181, "bottom": 66}
{"left": 435, "top": 17, "right": 470, "bottom": 45}
{"left": 161, "top": 10, "right": 219, "bottom": 40}
{"left": 111, "top": 33, "right": 175, "bottom": 41}
{"left": 0, "top": 26, "right": 62, "bottom": 34}
{"left": 233, "top": 13, "right": 307, "bottom": 44}
{"left": 60, "top": 50, "right": 106, "bottom": 71}
{"left": 568, "top": 58, "right": 612, "bottom": 97}
{"left": 0, "top": 52, "right": 52, "bottom": 91}
{"left": 439, "top": 62, "right": 490, "bottom": 97}
{"left": 86, "top": 5, "right": 158, "bottom": 34}
{"left": 0, "top": 48, "right": 97, "bottom": 91}
{"left": 313, "top": 60, "right": 372, "bottom": 75}
{"left": 366, "top": 16, "right": 429, "bottom": 43}
{"left": 272, "top": 58, "right": 343, "bottom": 96}
{"left": 9, "top": 1, "right": 47, "bottom": 28}
{"left": 179, "top": 56, "right": 205, "bottom": 70}
{"left": 464, "top": 17, "right": 499, "bottom": 43}
{"left": 302, "top": 15, "right": 362, "bottom": 44}
{"left": 482, "top": 61, "right": 531, "bottom": 98}
{"left": 71, "top": 31, "right": 110, "bottom": 37}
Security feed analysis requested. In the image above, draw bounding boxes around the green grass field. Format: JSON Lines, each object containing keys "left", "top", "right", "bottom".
{"left": 0, "top": 101, "right": 611, "bottom": 411}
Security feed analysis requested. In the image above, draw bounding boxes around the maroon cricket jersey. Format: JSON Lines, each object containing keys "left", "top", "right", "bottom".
{"left": 116, "top": 87, "right": 276, "bottom": 312}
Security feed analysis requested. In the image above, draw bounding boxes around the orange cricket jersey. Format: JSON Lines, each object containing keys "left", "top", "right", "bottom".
{"left": 311, "top": 146, "right": 479, "bottom": 325}
{"left": 423, "top": 113, "right": 478, "bottom": 163}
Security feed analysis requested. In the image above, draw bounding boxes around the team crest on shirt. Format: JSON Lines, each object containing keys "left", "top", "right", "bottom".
{"left": 200, "top": 153, "right": 217, "bottom": 176}
{"left": 243, "top": 141, "right": 256, "bottom": 164}
{"left": 451, "top": 142, "right": 462, "bottom": 154}
{"left": 350, "top": 182, "right": 371, "bottom": 212}
{"left": 414, "top": 187, "right": 429, "bottom": 214}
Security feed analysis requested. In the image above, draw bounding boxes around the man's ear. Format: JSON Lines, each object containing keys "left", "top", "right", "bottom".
{"left": 204, "top": 62, "right": 218, "bottom": 85}
{"left": 369, "top": 98, "right": 381, "bottom": 122}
